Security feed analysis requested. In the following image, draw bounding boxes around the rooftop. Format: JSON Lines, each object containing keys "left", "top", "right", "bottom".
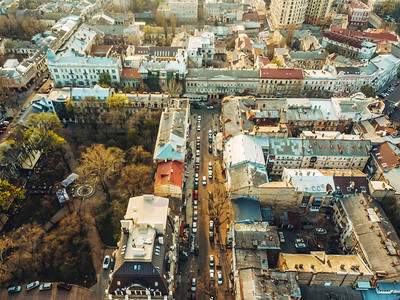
{"left": 260, "top": 68, "right": 304, "bottom": 79}
{"left": 121, "top": 68, "right": 141, "bottom": 79}
{"left": 234, "top": 222, "right": 280, "bottom": 250}
{"left": 340, "top": 194, "right": 400, "bottom": 278}
{"left": 324, "top": 31, "right": 363, "bottom": 49}
{"left": 279, "top": 251, "right": 372, "bottom": 274}
{"left": 154, "top": 161, "right": 184, "bottom": 188}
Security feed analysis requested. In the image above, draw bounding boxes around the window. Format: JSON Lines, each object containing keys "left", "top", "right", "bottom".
{"left": 155, "top": 282, "right": 158, "bottom": 287}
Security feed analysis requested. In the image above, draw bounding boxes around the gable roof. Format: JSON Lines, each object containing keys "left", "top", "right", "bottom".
{"left": 155, "top": 161, "right": 184, "bottom": 187}
{"left": 260, "top": 68, "right": 303, "bottom": 79}
{"left": 121, "top": 68, "right": 141, "bottom": 79}
{"left": 323, "top": 31, "right": 363, "bottom": 49}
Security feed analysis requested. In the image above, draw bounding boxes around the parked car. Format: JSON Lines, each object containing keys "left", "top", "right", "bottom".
{"left": 217, "top": 271, "right": 223, "bottom": 285}
{"left": 214, "top": 130, "right": 217, "bottom": 136}
{"left": 278, "top": 232, "right": 285, "bottom": 243}
{"left": 209, "top": 136, "right": 212, "bottom": 143}
{"left": 202, "top": 176, "right": 207, "bottom": 186}
{"left": 209, "top": 231, "right": 214, "bottom": 242}
{"left": 207, "top": 106, "right": 214, "bottom": 110}
{"left": 197, "top": 124, "right": 201, "bottom": 131}
{"left": 208, "top": 146, "right": 212, "bottom": 154}
{"left": 39, "top": 283, "right": 52, "bottom": 291}
{"left": 210, "top": 269, "right": 215, "bottom": 280}
{"left": 195, "top": 173, "right": 199, "bottom": 182}
{"left": 197, "top": 115, "right": 202, "bottom": 121}
{"left": 196, "top": 149, "right": 200, "bottom": 157}
{"left": 191, "top": 278, "right": 196, "bottom": 292}
{"left": 26, "top": 281, "right": 40, "bottom": 291}
{"left": 209, "top": 162, "right": 212, "bottom": 170}
{"left": 210, "top": 255, "right": 215, "bottom": 267}
{"left": 315, "top": 228, "right": 327, "bottom": 235}
{"left": 196, "top": 136, "right": 200, "bottom": 143}
{"left": 208, "top": 170, "right": 212, "bottom": 179}
{"left": 195, "top": 165, "right": 199, "bottom": 173}
{"left": 192, "top": 222, "right": 197, "bottom": 233}
{"left": 209, "top": 220, "right": 214, "bottom": 231}
{"left": 196, "top": 143, "right": 200, "bottom": 150}
{"left": 8, "top": 286, "right": 22, "bottom": 294}
{"left": 193, "top": 210, "right": 198, "bottom": 221}
{"left": 103, "top": 255, "right": 110, "bottom": 269}
{"left": 57, "top": 282, "right": 72, "bottom": 291}
{"left": 194, "top": 190, "right": 198, "bottom": 200}
{"left": 193, "top": 200, "right": 198, "bottom": 210}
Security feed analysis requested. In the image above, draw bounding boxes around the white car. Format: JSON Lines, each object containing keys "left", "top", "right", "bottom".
{"left": 315, "top": 228, "right": 327, "bottom": 235}
{"left": 103, "top": 255, "right": 110, "bottom": 269}
{"left": 197, "top": 115, "right": 202, "bottom": 121}
{"left": 191, "top": 278, "right": 196, "bottom": 292}
{"left": 193, "top": 210, "right": 198, "bottom": 221}
{"left": 278, "top": 232, "right": 285, "bottom": 243}
{"left": 26, "top": 281, "right": 40, "bottom": 291}
{"left": 197, "top": 136, "right": 200, "bottom": 143}
{"left": 210, "top": 269, "right": 215, "bottom": 280}
{"left": 210, "top": 255, "right": 215, "bottom": 267}
{"left": 195, "top": 173, "right": 199, "bottom": 182}
{"left": 209, "top": 220, "right": 214, "bottom": 231}
{"left": 192, "top": 222, "right": 197, "bottom": 233}
{"left": 193, "top": 200, "right": 198, "bottom": 210}
{"left": 196, "top": 149, "right": 200, "bottom": 157}
{"left": 209, "top": 162, "right": 212, "bottom": 171}
{"left": 39, "top": 283, "right": 52, "bottom": 291}
{"left": 208, "top": 170, "right": 212, "bottom": 179}
{"left": 197, "top": 124, "right": 201, "bottom": 131}
{"left": 217, "top": 271, "right": 223, "bottom": 285}
{"left": 202, "top": 176, "right": 207, "bottom": 186}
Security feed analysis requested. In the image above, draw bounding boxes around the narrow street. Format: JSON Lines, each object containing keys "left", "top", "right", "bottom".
{"left": 178, "top": 105, "right": 233, "bottom": 299}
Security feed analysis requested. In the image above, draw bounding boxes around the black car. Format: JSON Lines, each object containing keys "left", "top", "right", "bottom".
{"left": 208, "top": 137, "right": 212, "bottom": 143}
{"left": 57, "top": 282, "right": 72, "bottom": 291}
{"left": 208, "top": 146, "right": 212, "bottom": 154}
{"left": 196, "top": 143, "right": 200, "bottom": 150}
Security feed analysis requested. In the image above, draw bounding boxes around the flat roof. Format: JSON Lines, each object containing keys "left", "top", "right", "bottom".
{"left": 280, "top": 251, "right": 372, "bottom": 275}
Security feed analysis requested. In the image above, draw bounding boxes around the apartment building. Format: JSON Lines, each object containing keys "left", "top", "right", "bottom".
{"left": 204, "top": 1, "right": 243, "bottom": 23}
{"left": 347, "top": 0, "right": 370, "bottom": 28}
{"left": 305, "top": 0, "right": 333, "bottom": 25}
{"left": 278, "top": 252, "right": 374, "bottom": 286}
{"left": 301, "top": 69, "right": 335, "bottom": 97}
{"left": 187, "top": 32, "right": 215, "bottom": 68}
{"left": 288, "top": 50, "right": 328, "bottom": 70}
{"left": 157, "top": 0, "right": 198, "bottom": 24}
{"left": 267, "top": 138, "right": 371, "bottom": 175}
{"left": 258, "top": 68, "right": 304, "bottom": 97}
{"left": 270, "top": 0, "right": 309, "bottom": 29}
{"left": 282, "top": 168, "right": 369, "bottom": 211}
{"left": 322, "top": 32, "right": 377, "bottom": 60}
{"left": 185, "top": 69, "right": 259, "bottom": 99}
{"left": 333, "top": 194, "right": 400, "bottom": 283}
{"left": 108, "top": 195, "right": 170, "bottom": 296}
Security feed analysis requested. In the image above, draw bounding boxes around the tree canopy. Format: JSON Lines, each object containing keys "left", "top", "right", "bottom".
{"left": 98, "top": 72, "right": 112, "bottom": 88}
{"left": 0, "top": 179, "right": 25, "bottom": 214}
{"left": 360, "top": 85, "right": 376, "bottom": 98}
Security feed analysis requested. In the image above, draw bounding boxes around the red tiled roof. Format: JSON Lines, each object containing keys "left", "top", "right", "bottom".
{"left": 121, "top": 68, "right": 141, "bottom": 79}
{"left": 155, "top": 161, "right": 184, "bottom": 187}
{"left": 348, "top": 0, "right": 370, "bottom": 10}
{"left": 243, "top": 12, "right": 258, "bottom": 21}
{"left": 323, "top": 31, "right": 364, "bottom": 49}
{"left": 260, "top": 68, "right": 303, "bottom": 79}
{"left": 258, "top": 56, "right": 270, "bottom": 66}
{"left": 330, "top": 25, "right": 398, "bottom": 43}
{"left": 371, "top": 142, "right": 400, "bottom": 171}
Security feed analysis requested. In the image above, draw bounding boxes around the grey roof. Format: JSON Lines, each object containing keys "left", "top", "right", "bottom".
{"left": 268, "top": 138, "right": 370, "bottom": 157}
{"left": 359, "top": 63, "right": 378, "bottom": 75}
{"left": 231, "top": 197, "right": 262, "bottom": 222}
{"left": 300, "top": 285, "right": 363, "bottom": 300}
{"left": 289, "top": 50, "right": 328, "bottom": 61}
{"left": 234, "top": 223, "right": 280, "bottom": 250}
{"left": 336, "top": 67, "right": 361, "bottom": 75}
{"left": 186, "top": 69, "right": 259, "bottom": 79}
{"left": 227, "top": 163, "right": 268, "bottom": 191}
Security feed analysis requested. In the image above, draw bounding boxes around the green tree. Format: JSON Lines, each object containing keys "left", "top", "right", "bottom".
{"left": 98, "top": 72, "right": 112, "bottom": 88}
{"left": 360, "top": 85, "right": 376, "bottom": 97}
{"left": 326, "top": 45, "right": 339, "bottom": 54}
{"left": 138, "top": 83, "right": 150, "bottom": 93}
{"left": 270, "top": 56, "right": 283, "bottom": 67}
{"left": 24, "top": 112, "right": 65, "bottom": 154}
{"left": 0, "top": 179, "right": 25, "bottom": 214}
{"left": 122, "top": 84, "right": 135, "bottom": 93}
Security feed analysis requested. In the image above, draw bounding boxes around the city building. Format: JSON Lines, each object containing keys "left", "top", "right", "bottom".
{"left": 187, "top": 32, "right": 215, "bottom": 68}
{"left": 157, "top": 0, "right": 198, "bottom": 24}
{"left": 108, "top": 194, "right": 170, "bottom": 296}
{"left": 305, "top": 0, "right": 333, "bottom": 25}
{"left": 278, "top": 252, "right": 374, "bottom": 286}
{"left": 153, "top": 98, "right": 189, "bottom": 162}
{"left": 258, "top": 68, "right": 304, "bottom": 97}
{"left": 185, "top": 69, "right": 259, "bottom": 100}
{"left": 270, "top": 0, "right": 309, "bottom": 29}
{"left": 288, "top": 50, "right": 328, "bottom": 70}
{"left": 347, "top": 0, "right": 370, "bottom": 28}
{"left": 301, "top": 69, "right": 336, "bottom": 97}
{"left": 154, "top": 161, "right": 184, "bottom": 198}
{"left": 333, "top": 194, "right": 400, "bottom": 283}
{"left": 204, "top": 1, "right": 243, "bottom": 23}
{"left": 322, "top": 32, "right": 377, "bottom": 60}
